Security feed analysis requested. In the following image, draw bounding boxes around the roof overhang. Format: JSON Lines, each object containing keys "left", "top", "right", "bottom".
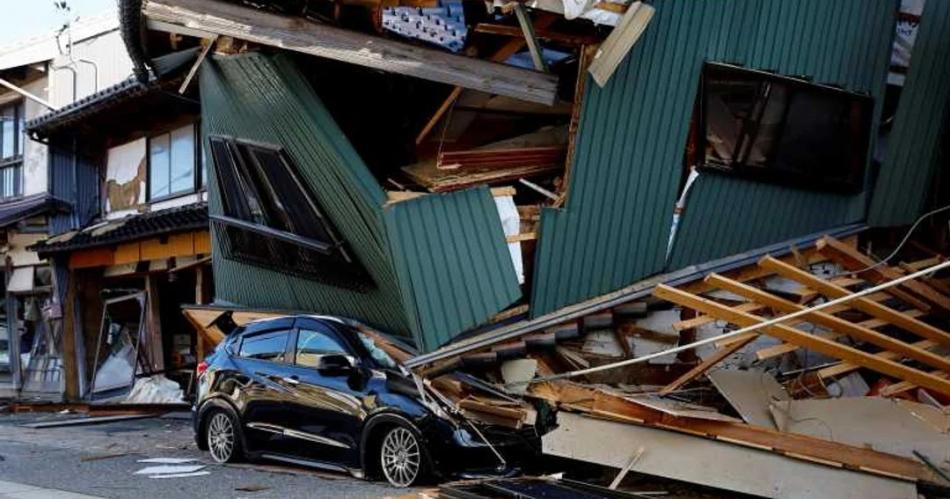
{"left": 0, "top": 193, "right": 71, "bottom": 229}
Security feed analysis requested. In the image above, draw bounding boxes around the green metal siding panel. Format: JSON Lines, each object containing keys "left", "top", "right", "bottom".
{"left": 531, "top": 0, "right": 895, "bottom": 316}
{"left": 201, "top": 52, "right": 520, "bottom": 350}
{"left": 202, "top": 52, "right": 410, "bottom": 336}
{"left": 384, "top": 186, "right": 521, "bottom": 352}
{"left": 869, "top": 0, "right": 950, "bottom": 227}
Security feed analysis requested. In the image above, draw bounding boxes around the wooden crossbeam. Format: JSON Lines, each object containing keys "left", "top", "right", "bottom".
{"left": 759, "top": 256, "right": 950, "bottom": 347}
{"left": 653, "top": 284, "right": 950, "bottom": 396}
{"left": 658, "top": 332, "right": 758, "bottom": 395}
{"left": 879, "top": 371, "right": 950, "bottom": 397}
{"left": 818, "top": 236, "right": 950, "bottom": 313}
{"left": 144, "top": 0, "right": 558, "bottom": 105}
{"left": 755, "top": 309, "right": 928, "bottom": 362}
{"left": 707, "top": 274, "right": 950, "bottom": 372}
{"left": 817, "top": 338, "right": 938, "bottom": 379}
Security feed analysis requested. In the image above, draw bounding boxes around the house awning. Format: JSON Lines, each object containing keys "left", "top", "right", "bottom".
{"left": 0, "top": 193, "right": 70, "bottom": 229}
{"left": 30, "top": 202, "right": 208, "bottom": 255}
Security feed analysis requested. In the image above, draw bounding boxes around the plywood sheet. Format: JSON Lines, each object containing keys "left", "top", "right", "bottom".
{"left": 769, "top": 397, "right": 950, "bottom": 463}
{"left": 544, "top": 412, "right": 917, "bottom": 499}
{"left": 708, "top": 369, "right": 790, "bottom": 429}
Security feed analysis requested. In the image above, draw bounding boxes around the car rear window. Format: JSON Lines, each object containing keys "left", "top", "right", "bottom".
{"left": 238, "top": 330, "right": 290, "bottom": 362}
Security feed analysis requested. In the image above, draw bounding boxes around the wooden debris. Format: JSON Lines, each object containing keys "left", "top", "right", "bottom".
{"left": 144, "top": 0, "right": 559, "bottom": 104}
{"left": 588, "top": 2, "right": 655, "bottom": 87}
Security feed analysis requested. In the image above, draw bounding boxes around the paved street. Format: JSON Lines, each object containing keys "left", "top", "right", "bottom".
{"left": 0, "top": 412, "right": 407, "bottom": 499}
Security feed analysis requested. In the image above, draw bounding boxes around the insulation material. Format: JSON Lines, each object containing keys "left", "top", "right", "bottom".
{"left": 105, "top": 138, "right": 147, "bottom": 214}
{"left": 383, "top": 0, "right": 467, "bottom": 52}
{"left": 124, "top": 375, "right": 185, "bottom": 404}
{"left": 889, "top": 0, "right": 926, "bottom": 86}
{"left": 494, "top": 195, "right": 524, "bottom": 284}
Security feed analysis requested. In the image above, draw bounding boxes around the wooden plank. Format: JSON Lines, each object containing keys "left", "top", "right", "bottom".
{"left": 588, "top": 2, "right": 655, "bottom": 87}
{"left": 879, "top": 371, "right": 950, "bottom": 397}
{"left": 759, "top": 256, "right": 950, "bottom": 347}
{"left": 62, "top": 269, "right": 80, "bottom": 401}
{"left": 513, "top": 3, "right": 547, "bottom": 72}
{"left": 472, "top": 23, "right": 601, "bottom": 46}
{"left": 652, "top": 284, "right": 950, "bottom": 396}
{"left": 144, "top": 274, "right": 164, "bottom": 373}
{"left": 414, "top": 14, "right": 560, "bottom": 144}
{"left": 179, "top": 36, "right": 218, "bottom": 94}
{"left": 144, "top": 0, "right": 558, "bottom": 104}
{"left": 817, "top": 339, "right": 938, "bottom": 380}
{"left": 707, "top": 274, "right": 950, "bottom": 372}
{"left": 546, "top": 382, "right": 935, "bottom": 483}
{"left": 817, "top": 237, "right": 948, "bottom": 313}
{"left": 658, "top": 333, "right": 758, "bottom": 395}
{"left": 755, "top": 308, "right": 927, "bottom": 362}
{"left": 506, "top": 232, "right": 537, "bottom": 243}
{"left": 68, "top": 247, "right": 115, "bottom": 269}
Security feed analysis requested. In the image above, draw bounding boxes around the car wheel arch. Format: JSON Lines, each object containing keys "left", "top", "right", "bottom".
{"left": 360, "top": 412, "right": 428, "bottom": 480}
{"left": 196, "top": 397, "right": 245, "bottom": 451}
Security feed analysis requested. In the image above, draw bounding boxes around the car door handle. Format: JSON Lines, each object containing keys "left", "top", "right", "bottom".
{"left": 282, "top": 376, "right": 300, "bottom": 385}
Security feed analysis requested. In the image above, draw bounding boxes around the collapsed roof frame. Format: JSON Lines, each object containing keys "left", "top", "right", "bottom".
{"left": 128, "top": 0, "right": 560, "bottom": 105}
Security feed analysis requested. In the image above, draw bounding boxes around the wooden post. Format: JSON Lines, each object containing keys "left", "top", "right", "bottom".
{"left": 145, "top": 274, "right": 165, "bottom": 373}
{"left": 61, "top": 268, "right": 80, "bottom": 401}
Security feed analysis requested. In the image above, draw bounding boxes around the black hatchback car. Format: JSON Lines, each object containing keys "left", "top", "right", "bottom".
{"left": 193, "top": 315, "right": 539, "bottom": 487}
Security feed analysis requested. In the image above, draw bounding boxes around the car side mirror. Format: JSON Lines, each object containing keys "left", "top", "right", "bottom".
{"left": 317, "top": 354, "right": 355, "bottom": 374}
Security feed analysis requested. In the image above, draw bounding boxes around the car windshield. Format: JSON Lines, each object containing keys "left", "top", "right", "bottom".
{"left": 356, "top": 331, "right": 398, "bottom": 369}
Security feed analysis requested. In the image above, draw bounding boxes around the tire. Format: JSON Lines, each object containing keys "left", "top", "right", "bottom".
{"left": 205, "top": 408, "right": 243, "bottom": 463}
{"left": 378, "top": 425, "right": 428, "bottom": 487}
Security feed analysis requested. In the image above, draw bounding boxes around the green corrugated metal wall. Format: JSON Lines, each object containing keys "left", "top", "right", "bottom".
{"left": 384, "top": 186, "right": 520, "bottom": 350}
{"left": 201, "top": 53, "right": 519, "bottom": 351}
{"left": 868, "top": 0, "right": 950, "bottom": 227}
{"left": 530, "top": 0, "right": 896, "bottom": 316}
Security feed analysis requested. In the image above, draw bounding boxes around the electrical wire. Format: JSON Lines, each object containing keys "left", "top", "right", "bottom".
{"left": 850, "top": 203, "right": 950, "bottom": 274}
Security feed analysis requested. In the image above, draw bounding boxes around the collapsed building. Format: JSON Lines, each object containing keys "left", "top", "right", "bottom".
{"left": 9, "top": 0, "right": 950, "bottom": 496}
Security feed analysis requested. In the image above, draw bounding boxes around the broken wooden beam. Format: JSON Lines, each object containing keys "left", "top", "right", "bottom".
{"left": 473, "top": 23, "right": 601, "bottom": 46}
{"left": 653, "top": 284, "right": 950, "bottom": 396}
{"left": 817, "top": 236, "right": 948, "bottom": 313}
{"left": 588, "top": 1, "right": 655, "bottom": 87}
{"left": 144, "top": 0, "right": 559, "bottom": 104}
{"left": 707, "top": 273, "right": 950, "bottom": 372}
{"left": 759, "top": 256, "right": 950, "bottom": 347}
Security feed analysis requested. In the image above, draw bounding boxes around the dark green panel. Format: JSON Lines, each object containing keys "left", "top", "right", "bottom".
{"left": 201, "top": 52, "right": 411, "bottom": 336}
{"left": 869, "top": 0, "right": 950, "bottom": 227}
{"left": 201, "top": 52, "right": 520, "bottom": 350}
{"left": 384, "top": 186, "right": 521, "bottom": 352}
{"left": 530, "top": 0, "right": 895, "bottom": 316}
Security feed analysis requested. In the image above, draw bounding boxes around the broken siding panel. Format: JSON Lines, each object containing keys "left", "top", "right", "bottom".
{"left": 868, "top": 0, "right": 950, "bottom": 227}
{"left": 201, "top": 52, "right": 411, "bottom": 337}
{"left": 384, "top": 186, "right": 521, "bottom": 351}
{"left": 531, "top": 0, "right": 895, "bottom": 316}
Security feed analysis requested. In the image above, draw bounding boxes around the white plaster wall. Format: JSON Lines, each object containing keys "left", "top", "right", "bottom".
{"left": 104, "top": 137, "right": 146, "bottom": 218}
{"left": 22, "top": 77, "right": 49, "bottom": 196}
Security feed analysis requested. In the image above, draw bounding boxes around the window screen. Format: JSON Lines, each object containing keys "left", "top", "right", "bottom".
{"left": 698, "top": 63, "right": 872, "bottom": 192}
{"left": 295, "top": 329, "right": 348, "bottom": 369}
{"left": 238, "top": 330, "right": 290, "bottom": 362}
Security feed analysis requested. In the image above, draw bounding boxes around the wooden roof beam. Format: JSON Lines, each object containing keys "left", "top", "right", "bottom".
{"left": 143, "top": 0, "right": 559, "bottom": 105}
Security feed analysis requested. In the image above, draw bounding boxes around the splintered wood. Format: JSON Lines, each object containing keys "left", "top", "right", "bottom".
{"left": 652, "top": 236, "right": 950, "bottom": 397}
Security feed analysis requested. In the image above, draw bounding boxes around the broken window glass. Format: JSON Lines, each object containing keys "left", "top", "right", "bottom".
{"left": 698, "top": 63, "right": 872, "bottom": 192}
{"left": 89, "top": 293, "right": 147, "bottom": 398}
{"left": 208, "top": 136, "right": 373, "bottom": 290}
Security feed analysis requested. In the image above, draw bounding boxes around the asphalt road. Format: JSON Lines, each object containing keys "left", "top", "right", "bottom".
{"left": 0, "top": 411, "right": 409, "bottom": 499}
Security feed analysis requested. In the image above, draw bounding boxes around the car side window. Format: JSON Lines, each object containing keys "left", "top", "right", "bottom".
{"left": 295, "top": 329, "right": 348, "bottom": 369}
{"left": 238, "top": 330, "right": 290, "bottom": 362}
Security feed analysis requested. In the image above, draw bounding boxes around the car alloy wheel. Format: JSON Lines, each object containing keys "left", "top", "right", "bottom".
{"left": 207, "top": 412, "right": 236, "bottom": 463}
{"left": 380, "top": 426, "right": 421, "bottom": 487}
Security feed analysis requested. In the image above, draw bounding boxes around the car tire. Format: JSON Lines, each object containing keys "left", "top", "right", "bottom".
{"left": 378, "top": 424, "right": 429, "bottom": 487}
{"left": 204, "top": 408, "right": 243, "bottom": 463}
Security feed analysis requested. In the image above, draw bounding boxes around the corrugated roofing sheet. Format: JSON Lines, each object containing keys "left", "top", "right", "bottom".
{"left": 202, "top": 53, "right": 519, "bottom": 348}
{"left": 384, "top": 187, "right": 520, "bottom": 351}
{"left": 530, "top": 0, "right": 895, "bottom": 316}
{"left": 868, "top": 0, "right": 950, "bottom": 227}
